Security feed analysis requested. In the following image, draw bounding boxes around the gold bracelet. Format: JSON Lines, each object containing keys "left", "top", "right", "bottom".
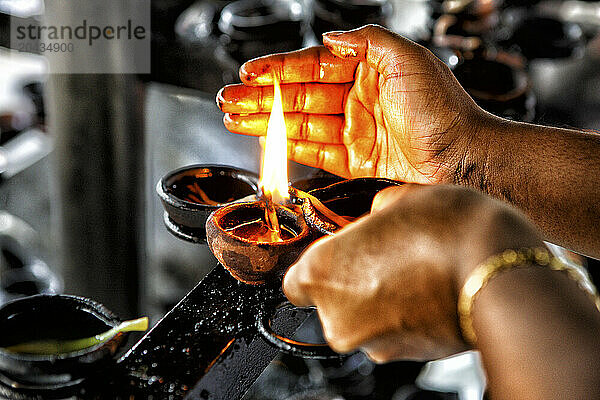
{"left": 458, "top": 247, "right": 600, "bottom": 346}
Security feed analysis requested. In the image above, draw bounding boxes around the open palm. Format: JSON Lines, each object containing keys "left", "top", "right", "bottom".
{"left": 218, "top": 25, "right": 481, "bottom": 183}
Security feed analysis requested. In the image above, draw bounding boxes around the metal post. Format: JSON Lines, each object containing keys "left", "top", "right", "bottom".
{"left": 45, "top": 1, "right": 145, "bottom": 318}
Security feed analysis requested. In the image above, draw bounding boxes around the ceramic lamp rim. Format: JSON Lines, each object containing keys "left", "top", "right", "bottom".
{"left": 207, "top": 201, "right": 310, "bottom": 246}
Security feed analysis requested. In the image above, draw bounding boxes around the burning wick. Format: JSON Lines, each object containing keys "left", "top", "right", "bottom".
{"left": 262, "top": 192, "right": 282, "bottom": 241}
{"left": 258, "top": 74, "right": 289, "bottom": 242}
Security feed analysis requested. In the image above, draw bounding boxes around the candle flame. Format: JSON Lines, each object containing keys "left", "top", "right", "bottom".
{"left": 259, "top": 76, "right": 289, "bottom": 204}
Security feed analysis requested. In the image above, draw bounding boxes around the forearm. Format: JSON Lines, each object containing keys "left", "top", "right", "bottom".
{"left": 456, "top": 113, "right": 600, "bottom": 258}
{"left": 471, "top": 265, "right": 600, "bottom": 399}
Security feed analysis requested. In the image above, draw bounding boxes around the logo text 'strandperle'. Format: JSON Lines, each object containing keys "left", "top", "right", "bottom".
{"left": 15, "top": 19, "right": 146, "bottom": 46}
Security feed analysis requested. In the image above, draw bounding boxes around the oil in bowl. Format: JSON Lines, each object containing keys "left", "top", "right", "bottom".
{"left": 0, "top": 295, "right": 129, "bottom": 389}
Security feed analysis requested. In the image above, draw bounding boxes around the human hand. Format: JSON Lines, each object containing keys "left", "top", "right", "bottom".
{"left": 217, "top": 25, "right": 485, "bottom": 183}
{"left": 283, "top": 184, "right": 544, "bottom": 362}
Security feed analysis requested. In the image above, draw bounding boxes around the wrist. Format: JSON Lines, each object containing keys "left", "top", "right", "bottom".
{"left": 450, "top": 110, "right": 511, "bottom": 193}
{"left": 452, "top": 203, "right": 545, "bottom": 295}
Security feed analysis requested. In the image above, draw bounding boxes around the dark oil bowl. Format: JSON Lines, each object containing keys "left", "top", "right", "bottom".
{"left": 206, "top": 201, "right": 313, "bottom": 285}
{"left": 301, "top": 178, "right": 403, "bottom": 235}
{"left": 218, "top": 0, "right": 307, "bottom": 63}
{"left": 500, "top": 14, "right": 585, "bottom": 60}
{"left": 311, "top": 0, "right": 392, "bottom": 38}
{"left": 0, "top": 294, "right": 125, "bottom": 393}
{"left": 451, "top": 53, "right": 535, "bottom": 121}
{"left": 157, "top": 164, "right": 259, "bottom": 234}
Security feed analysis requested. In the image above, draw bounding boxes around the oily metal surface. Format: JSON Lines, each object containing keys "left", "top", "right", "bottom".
{"left": 92, "top": 264, "right": 310, "bottom": 399}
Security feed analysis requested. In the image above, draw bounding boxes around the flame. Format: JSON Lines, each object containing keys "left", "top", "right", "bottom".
{"left": 259, "top": 76, "right": 289, "bottom": 204}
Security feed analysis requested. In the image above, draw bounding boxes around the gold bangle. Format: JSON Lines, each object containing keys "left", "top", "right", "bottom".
{"left": 457, "top": 247, "right": 600, "bottom": 346}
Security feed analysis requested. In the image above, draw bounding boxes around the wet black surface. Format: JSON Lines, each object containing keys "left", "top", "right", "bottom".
{"left": 88, "top": 264, "right": 310, "bottom": 399}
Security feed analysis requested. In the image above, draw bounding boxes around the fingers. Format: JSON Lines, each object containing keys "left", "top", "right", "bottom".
{"left": 240, "top": 46, "right": 358, "bottom": 86}
{"left": 224, "top": 113, "right": 350, "bottom": 175}
{"left": 224, "top": 113, "right": 344, "bottom": 144}
{"left": 288, "top": 140, "right": 350, "bottom": 178}
{"left": 283, "top": 237, "right": 334, "bottom": 307}
{"left": 322, "top": 24, "right": 426, "bottom": 77}
{"left": 217, "top": 82, "right": 351, "bottom": 114}
{"left": 282, "top": 261, "right": 313, "bottom": 307}
{"left": 360, "top": 332, "right": 453, "bottom": 362}
{"left": 371, "top": 184, "right": 422, "bottom": 213}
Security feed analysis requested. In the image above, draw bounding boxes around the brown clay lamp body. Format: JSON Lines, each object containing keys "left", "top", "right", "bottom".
{"left": 206, "top": 200, "right": 313, "bottom": 284}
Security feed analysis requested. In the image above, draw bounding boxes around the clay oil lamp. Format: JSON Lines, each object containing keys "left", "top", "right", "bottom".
{"left": 205, "top": 77, "right": 313, "bottom": 285}
{"left": 204, "top": 77, "right": 405, "bottom": 283}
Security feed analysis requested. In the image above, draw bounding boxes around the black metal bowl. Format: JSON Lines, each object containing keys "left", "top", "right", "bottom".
{"left": 157, "top": 165, "right": 259, "bottom": 237}
{"left": 218, "top": 0, "right": 307, "bottom": 63}
{"left": 451, "top": 53, "right": 535, "bottom": 121}
{"left": 311, "top": 0, "right": 392, "bottom": 38}
{"left": 300, "top": 178, "right": 404, "bottom": 235}
{"left": 500, "top": 14, "right": 585, "bottom": 60}
{"left": 0, "top": 295, "right": 126, "bottom": 394}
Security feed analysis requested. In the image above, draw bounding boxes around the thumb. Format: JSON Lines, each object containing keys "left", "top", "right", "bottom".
{"left": 322, "top": 24, "right": 425, "bottom": 76}
{"left": 371, "top": 184, "right": 421, "bottom": 213}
